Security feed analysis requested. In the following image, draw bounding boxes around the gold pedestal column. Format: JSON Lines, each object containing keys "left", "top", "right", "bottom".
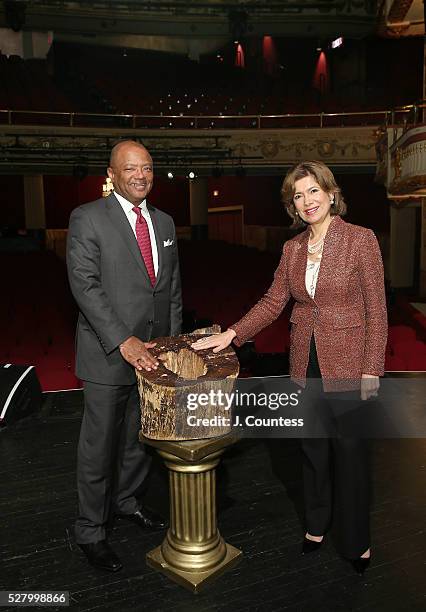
{"left": 141, "top": 433, "right": 242, "bottom": 593}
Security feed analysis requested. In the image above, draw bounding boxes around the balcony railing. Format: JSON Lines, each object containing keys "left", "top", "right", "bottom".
{"left": 0, "top": 106, "right": 418, "bottom": 130}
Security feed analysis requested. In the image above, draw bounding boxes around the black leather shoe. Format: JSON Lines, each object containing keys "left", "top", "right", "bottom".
{"left": 78, "top": 540, "right": 122, "bottom": 572}
{"left": 115, "top": 505, "right": 168, "bottom": 530}
{"left": 351, "top": 556, "right": 370, "bottom": 575}
{"left": 302, "top": 536, "right": 323, "bottom": 555}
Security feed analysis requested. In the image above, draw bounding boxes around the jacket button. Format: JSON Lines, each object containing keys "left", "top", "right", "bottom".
{"left": 147, "top": 320, "right": 153, "bottom": 325}
{"left": 313, "top": 307, "right": 319, "bottom": 316}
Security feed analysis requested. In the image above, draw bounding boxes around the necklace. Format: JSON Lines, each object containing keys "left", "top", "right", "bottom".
{"left": 307, "top": 235, "right": 324, "bottom": 254}
{"left": 307, "top": 260, "right": 321, "bottom": 298}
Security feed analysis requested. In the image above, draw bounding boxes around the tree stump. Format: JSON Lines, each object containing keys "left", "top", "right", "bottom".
{"left": 136, "top": 333, "right": 239, "bottom": 441}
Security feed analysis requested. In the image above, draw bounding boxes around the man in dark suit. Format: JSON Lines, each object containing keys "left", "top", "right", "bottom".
{"left": 66, "top": 140, "right": 182, "bottom": 572}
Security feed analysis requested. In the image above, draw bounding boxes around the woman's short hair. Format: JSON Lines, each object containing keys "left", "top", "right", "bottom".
{"left": 281, "top": 160, "right": 347, "bottom": 228}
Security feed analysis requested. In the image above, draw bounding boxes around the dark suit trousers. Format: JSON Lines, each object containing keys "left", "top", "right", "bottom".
{"left": 301, "top": 336, "right": 370, "bottom": 559}
{"left": 75, "top": 381, "right": 151, "bottom": 544}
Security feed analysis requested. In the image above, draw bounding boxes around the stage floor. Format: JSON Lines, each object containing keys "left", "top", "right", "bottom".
{"left": 1, "top": 390, "right": 425, "bottom": 612}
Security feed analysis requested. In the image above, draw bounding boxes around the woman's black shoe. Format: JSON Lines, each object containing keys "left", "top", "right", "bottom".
{"left": 351, "top": 557, "right": 370, "bottom": 575}
{"left": 302, "top": 536, "right": 323, "bottom": 554}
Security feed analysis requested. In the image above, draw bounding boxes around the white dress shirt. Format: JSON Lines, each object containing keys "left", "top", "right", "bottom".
{"left": 113, "top": 190, "right": 159, "bottom": 275}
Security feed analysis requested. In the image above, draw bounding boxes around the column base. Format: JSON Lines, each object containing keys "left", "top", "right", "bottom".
{"left": 146, "top": 542, "right": 242, "bottom": 593}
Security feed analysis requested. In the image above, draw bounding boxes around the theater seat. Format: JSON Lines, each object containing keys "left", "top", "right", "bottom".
{"left": 385, "top": 355, "right": 406, "bottom": 371}
{"left": 388, "top": 325, "right": 416, "bottom": 347}
{"left": 254, "top": 316, "right": 290, "bottom": 354}
{"left": 392, "top": 340, "right": 426, "bottom": 370}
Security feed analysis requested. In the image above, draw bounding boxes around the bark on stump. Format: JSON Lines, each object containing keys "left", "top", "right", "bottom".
{"left": 136, "top": 332, "right": 239, "bottom": 441}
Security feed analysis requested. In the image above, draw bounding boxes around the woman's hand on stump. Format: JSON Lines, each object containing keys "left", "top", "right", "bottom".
{"left": 360, "top": 374, "right": 379, "bottom": 400}
{"left": 119, "top": 336, "right": 158, "bottom": 371}
{"left": 191, "top": 329, "right": 237, "bottom": 353}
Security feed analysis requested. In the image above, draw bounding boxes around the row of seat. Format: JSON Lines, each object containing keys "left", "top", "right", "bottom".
{"left": 0, "top": 52, "right": 403, "bottom": 130}
{"left": 179, "top": 242, "right": 426, "bottom": 366}
{"left": 385, "top": 325, "right": 426, "bottom": 370}
{"left": 0, "top": 251, "right": 79, "bottom": 390}
{"left": 0, "top": 54, "right": 71, "bottom": 112}
{"left": 2, "top": 247, "right": 426, "bottom": 391}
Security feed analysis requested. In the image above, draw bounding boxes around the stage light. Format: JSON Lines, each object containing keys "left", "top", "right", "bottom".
{"left": 213, "top": 190, "right": 219, "bottom": 197}
{"left": 167, "top": 172, "right": 174, "bottom": 179}
{"left": 188, "top": 171, "right": 196, "bottom": 179}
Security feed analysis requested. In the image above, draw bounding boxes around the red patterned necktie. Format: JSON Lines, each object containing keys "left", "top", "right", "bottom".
{"left": 132, "top": 206, "right": 156, "bottom": 286}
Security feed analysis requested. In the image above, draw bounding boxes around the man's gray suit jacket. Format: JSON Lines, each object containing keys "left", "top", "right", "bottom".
{"left": 66, "top": 193, "right": 182, "bottom": 385}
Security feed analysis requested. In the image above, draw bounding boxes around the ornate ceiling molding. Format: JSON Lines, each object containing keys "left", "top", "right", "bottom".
{"left": 380, "top": 125, "right": 426, "bottom": 195}
{"left": 0, "top": 0, "right": 378, "bottom": 38}
{"left": 377, "top": 0, "right": 424, "bottom": 37}
{"left": 388, "top": 0, "right": 415, "bottom": 23}
{"left": 0, "top": 124, "right": 378, "bottom": 174}
{"left": 229, "top": 126, "right": 377, "bottom": 166}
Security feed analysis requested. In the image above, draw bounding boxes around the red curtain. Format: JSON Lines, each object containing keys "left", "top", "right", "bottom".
{"left": 262, "top": 36, "right": 277, "bottom": 76}
{"left": 313, "top": 51, "right": 329, "bottom": 93}
{"left": 235, "top": 43, "right": 245, "bottom": 68}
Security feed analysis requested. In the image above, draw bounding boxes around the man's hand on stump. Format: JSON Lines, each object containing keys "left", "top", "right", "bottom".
{"left": 119, "top": 336, "right": 158, "bottom": 371}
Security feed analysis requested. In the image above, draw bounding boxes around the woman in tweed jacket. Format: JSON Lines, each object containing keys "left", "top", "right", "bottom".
{"left": 193, "top": 161, "right": 387, "bottom": 574}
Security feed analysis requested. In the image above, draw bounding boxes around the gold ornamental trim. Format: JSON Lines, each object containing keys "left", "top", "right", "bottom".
{"left": 388, "top": 0, "right": 415, "bottom": 23}
{"left": 389, "top": 174, "right": 426, "bottom": 195}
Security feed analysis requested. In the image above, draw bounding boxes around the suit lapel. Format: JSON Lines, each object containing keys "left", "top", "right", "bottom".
{"left": 105, "top": 193, "right": 150, "bottom": 281}
{"left": 314, "top": 215, "right": 343, "bottom": 301}
{"left": 148, "top": 203, "right": 163, "bottom": 287}
{"left": 293, "top": 228, "right": 311, "bottom": 300}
